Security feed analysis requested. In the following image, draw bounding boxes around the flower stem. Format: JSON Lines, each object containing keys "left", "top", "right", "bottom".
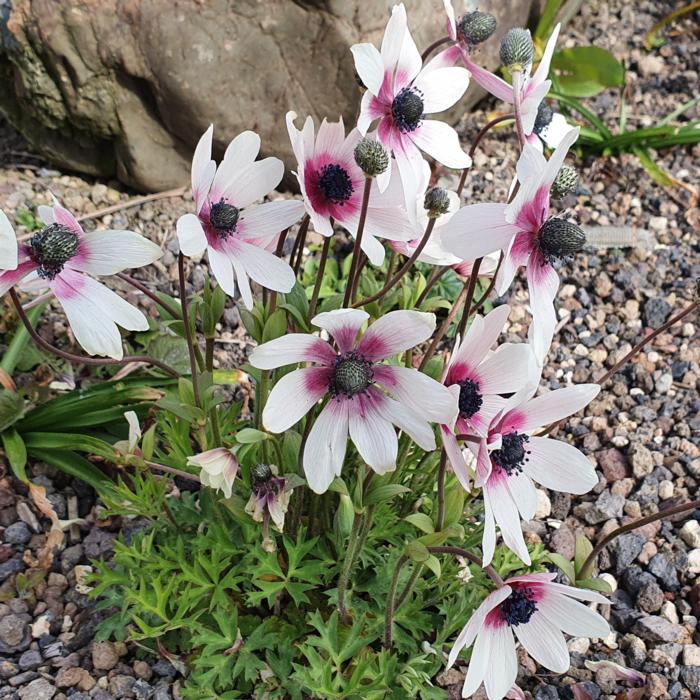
{"left": 436, "top": 449, "right": 448, "bottom": 531}
{"left": 539, "top": 300, "right": 697, "bottom": 436}
{"left": 344, "top": 177, "right": 372, "bottom": 308}
{"left": 467, "top": 252, "right": 504, "bottom": 317}
{"left": 383, "top": 554, "right": 408, "bottom": 649}
{"left": 578, "top": 497, "right": 700, "bottom": 581}
{"left": 354, "top": 218, "right": 437, "bottom": 308}
{"left": 145, "top": 460, "right": 201, "bottom": 483}
{"left": 337, "top": 509, "right": 364, "bottom": 623}
{"left": 117, "top": 272, "right": 181, "bottom": 319}
{"left": 456, "top": 257, "right": 482, "bottom": 338}
{"left": 8, "top": 288, "right": 180, "bottom": 377}
{"left": 427, "top": 546, "right": 505, "bottom": 587}
{"left": 416, "top": 266, "right": 448, "bottom": 307}
{"left": 421, "top": 35, "right": 451, "bottom": 62}
{"left": 205, "top": 336, "right": 222, "bottom": 446}
{"left": 178, "top": 253, "right": 202, "bottom": 408}
{"left": 268, "top": 228, "right": 291, "bottom": 315}
{"left": 292, "top": 214, "right": 311, "bottom": 276}
{"left": 511, "top": 71, "right": 527, "bottom": 149}
{"left": 395, "top": 563, "right": 423, "bottom": 611}
{"left": 309, "top": 235, "right": 331, "bottom": 318}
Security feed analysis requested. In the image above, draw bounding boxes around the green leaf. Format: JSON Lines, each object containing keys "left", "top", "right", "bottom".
{"left": 0, "top": 302, "right": 48, "bottom": 375}
{"left": 235, "top": 427, "right": 269, "bottom": 444}
{"left": 551, "top": 47, "right": 625, "bottom": 97}
{"left": 364, "top": 483, "right": 410, "bottom": 506}
{"left": 442, "top": 485, "right": 465, "bottom": 529}
{"left": 263, "top": 309, "right": 288, "bottom": 343}
{"left": 546, "top": 553, "right": 576, "bottom": 583}
{"left": 0, "top": 390, "right": 26, "bottom": 431}
{"left": 576, "top": 577, "right": 613, "bottom": 594}
{"left": 1, "top": 429, "right": 28, "bottom": 483}
{"left": 404, "top": 513, "right": 435, "bottom": 534}
{"left": 27, "top": 449, "right": 109, "bottom": 491}
{"left": 147, "top": 335, "right": 191, "bottom": 374}
{"left": 424, "top": 554, "right": 441, "bottom": 579}
{"left": 22, "top": 432, "right": 117, "bottom": 461}
{"left": 574, "top": 535, "right": 594, "bottom": 575}
{"left": 632, "top": 145, "right": 675, "bottom": 187}
{"left": 405, "top": 540, "right": 430, "bottom": 563}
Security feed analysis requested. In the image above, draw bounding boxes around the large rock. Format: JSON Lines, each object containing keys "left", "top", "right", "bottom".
{"left": 0, "top": 0, "right": 533, "bottom": 191}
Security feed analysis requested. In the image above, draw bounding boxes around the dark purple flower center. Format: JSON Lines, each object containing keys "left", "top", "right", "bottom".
{"left": 391, "top": 86, "right": 424, "bottom": 133}
{"left": 492, "top": 431, "right": 530, "bottom": 475}
{"left": 458, "top": 379, "right": 483, "bottom": 419}
{"left": 29, "top": 223, "right": 79, "bottom": 279}
{"left": 209, "top": 199, "right": 240, "bottom": 238}
{"left": 329, "top": 351, "right": 373, "bottom": 398}
{"left": 318, "top": 164, "right": 353, "bottom": 205}
{"left": 500, "top": 587, "right": 537, "bottom": 626}
{"left": 537, "top": 218, "right": 587, "bottom": 264}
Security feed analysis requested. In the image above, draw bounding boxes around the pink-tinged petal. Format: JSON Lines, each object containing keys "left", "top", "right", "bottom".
{"left": 422, "top": 44, "right": 462, "bottom": 74}
{"left": 395, "top": 27, "right": 423, "bottom": 90}
{"left": 177, "top": 213, "right": 208, "bottom": 257}
{"left": 442, "top": 0, "right": 456, "bottom": 40}
{"left": 527, "top": 254, "right": 559, "bottom": 364}
{"left": 223, "top": 157, "right": 284, "bottom": 208}
{"left": 481, "top": 494, "right": 498, "bottom": 566}
{"left": 544, "top": 581, "right": 610, "bottom": 604}
{"left": 507, "top": 686, "right": 527, "bottom": 700}
{"left": 250, "top": 334, "right": 336, "bottom": 370}
{"left": 463, "top": 56, "right": 513, "bottom": 102}
{"left": 377, "top": 391, "right": 436, "bottom": 451}
{"left": 348, "top": 392, "right": 398, "bottom": 474}
{"left": 191, "top": 125, "right": 216, "bottom": 214}
{"left": 505, "top": 470, "right": 538, "bottom": 521}
{"left": 207, "top": 246, "right": 236, "bottom": 296}
{"left": 0, "top": 260, "right": 37, "bottom": 296}
{"left": 531, "top": 24, "right": 560, "bottom": 88}
{"left": 262, "top": 367, "right": 331, "bottom": 433}
{"left": 448, "top": 586, "right": 513, "bottom": 667}
{"left": 351, "top": 43, "right": 384, "bottom": 95}
{"left": 286, "top": 111, "right": 307, "bottom": 164}
{"left": 314, "top": 117, "right": 347, "bottom": 160}
{"left": 210, "top": 130, "right": 261, "bottom": 196}
{"left": 441, "top": 425, "right": 470, "bottom": 491}
{"left": 506, "top": 571, "right": 558, "bottom": 586}
{"left": 523, "top": 436, "right": 598, "bottom": 494}
{"left": 37, "top": 204, "right": 55, "bottom": 226}
{"left": 413, "top": 66, "right": 470, "bottom": 114}
{"left": 513, "top": 612, "right": 570, "bottom": 673}
{"left": 495, "top": 235, "right": 531, "bottom": 296}
{"left": 238, "top": 200, "right": 305, "bottom": 239}
{"left": 539, "top": 591, "right": 610, "bottom": 639}
{"left": 51, "top": 269, "right": 147, "bottom": 360}
{"left": 70, "top": 230, "right": 161, "bottom": 276}
{"left": 227, "top": 238, "right": 295, "bottom": 294}
{"left": 442, "top": 202, "right": 519, "bottom": 261}
{"left": 504, "top": 384, "right": 600, "bottom": 434}
{"left": 304, "top": 397, "right": 349, "bottom": 494}
{"left": 474, "top": 438, "right": 492, "bottom": 486}
{"left": 485, "top": 474, "right": 531, "bottom": 564}
{"left": 484, "top": 624, "right": 518, "bottom": 700}
{"left": 477, "top": 342, "right": 535, "bottom": 395}
{"left": 456, "top": 304, "right": 511, "bottom": 371}
{"left": 469, "top": 394, "right": 505, "bottom": 438}
{"left": 308, "top": 206, "right": 334, "bottom": 237}
{"left": 0, "top": 209, "right": 18, "bottom": 270}
{"left": 357, "top": 310, "right": 435, "bottom": 361}
{"left": 312, "top": 308, "right": 368, "bottom": 353}
{"left": 516, "top": 142, "right": 547, "bottom": 185}
{"left": 380, "top": 3, "right": 408, "bottom": 72}
{"left": 357, "top": 90, "right": 376, "bottom": 135}
{"left": 228, "top": 252, "right": 253, "bottom": 309}
{"left": 411, "top": 120, "right": 471, "bottom": 169}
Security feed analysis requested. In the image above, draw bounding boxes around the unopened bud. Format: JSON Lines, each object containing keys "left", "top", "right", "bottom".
{"left": 537, "top": 218, "right": 586, "bottom": 261}
{"left": 354, "top": 137, "right": 389, "bottom": 177}
{"left": 457, "top": 11, "right": 497, "bottom": 46}
{"left": 500, "top": 28, "right": 534, "bottom": 72}
{"left": 551, "top": 165, "right": 579, "bottom": 199}
{"left": 423, "top": 187, "right": 450, "bottom": 218}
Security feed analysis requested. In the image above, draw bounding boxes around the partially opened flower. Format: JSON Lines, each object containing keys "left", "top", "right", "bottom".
{"left": 448, "top": 572, "right": 609, "bottom": 700}
{"left": 114, "top": 411, "right": 142, "bottom": 457}
{"left": 188, "top": 448, "right": 239, "bottom": 499}
{"left": 442, "top": 128, "right": 582, "bottom": 362}
{"left": 351, "top": 3, "right": 471, "bottom": 205}
{"left": 245, "top": 463, "right": 290, "bottom": 534}
{"left": 176, "top": 126, "right": 305, "bottom": 309}
{"left": 0, "top": 197, "right": 160, "bottom": 360}
{"left": 250, "top": 309, "right": 457, "bottom": 493}
{"left": 286, "top": 112, "right": 413, "bottom": 265}
{"left": 472, "top": 383, "right": 600, "bottom": 565}
{"left": 440, "top": 305, "right": 535, "bottom": 488}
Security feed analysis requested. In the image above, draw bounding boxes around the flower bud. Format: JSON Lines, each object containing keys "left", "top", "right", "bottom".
{"left": 537, "top": 218, "right": 586, "bottom": 261}
{"left": 423, "top": 186, "right": 450, "bottom": 218}
{"left": 457, "top": 11, "right": 497, "bottom": 46}
{"left": 551, "top": 165, "right": 579, "bottom": 199}
{"left": 500, "top": 28, "right": 534, "bottom": 72}
{"left": 354, "top": 137, "right": 389, "bottom": 177}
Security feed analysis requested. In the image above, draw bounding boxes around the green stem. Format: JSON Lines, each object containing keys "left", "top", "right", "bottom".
{"left": 337, "top": 510, "right": 363, "bottom": 623}
{"left": 395, "top": 563, "right": 423, "bottom": 611}
{"left": 1, "top": 301, "right": 47, "bottom": 374}
{"left": 436, "top": 450, "right": 448, "bottom": 531}
{"left": 383, "top": 554, "right": 408, "bottom": 650}
{"left": 178, "top": 253, "right": 202, "bottom": 407}
{"left": 205, "top": 337, "right": 222, "bottom": 446}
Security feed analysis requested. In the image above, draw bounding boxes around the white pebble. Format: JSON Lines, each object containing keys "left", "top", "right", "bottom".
{"left": 658, "top": 480, "right": 674, "bottom": 500}
{"left": 661, "top": 601, "right": 679, "bottom": 624}
{"left": 680, "top": 520, "right": 700, "bottom": 548}
{"left": 535, "top": 489, "right": 552, "bottom": 519}
{"left": 688, "top": 549, "right": 700, "bottom": 574}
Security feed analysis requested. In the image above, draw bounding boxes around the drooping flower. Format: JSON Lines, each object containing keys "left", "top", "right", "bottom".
{"left": 176, "top": 126, "right": 305, "bottom": 309}
{"left": 472, "top": 383, "right": 600, "bottom": 565}
{"left": 351, "top": 3, "right": 471, "bottom": 206}
{"left": 448, "top": 573, "right": 610, "bottom": 700}
{"left": 245, "top": 463, "right": 291, "bottom": 534}
{"left": 188, "top": 448, "right": 239, "bottom": 499}
{"left": 442, "top": 127, "right": 582, "bottom": 362}
{"left": 286, "top": 112, "right": 413, "bottom": 265}
{"left": 0, "top": 197, "right": 161, "bottom": 360}
{"left": 250, "top": 309, "right": 458, "bottom": 493}
{"left": 440, "top": 305, "right": 536, "bottom": 488}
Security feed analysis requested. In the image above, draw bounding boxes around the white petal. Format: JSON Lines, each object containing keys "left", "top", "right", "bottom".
{"left": 460, "top": 628, "right": 490, "bottom": 698}
{"left": 250, "top": 334, "right": 336, "bottom": 370}
{"left": 262, "top": 367, "right": 330, "bottom": 433}
{"left": 71, "top": 230, "right": 161, "bottom": 276}
{"left": 396, "top": 26, "right": 422, "bottom": 88}
{"left": 481, "top": 494, "right": 497, "bottom": 566}
{"left": 0, "top": 209, "right": 18, "bottom": 270}
{"left": 356, "top": 310, "right": 435, "bottom": 360}
{"left": 238, "top": 200, "right": 305, "bottom": 239}
{"left": 191, "top": 125, "right": 216, "bottom": 213}
{"left": 477, "top": 343, "right": 535, "bottom": 395}
{"left": 228, "top": 239, "right": 295, "bottom": 293}
{"left": 208, "top": 246, "right": 237, "bottom": 296}
{"left": 531, "top": 24, "right": 560, "bottom": 88}
{"left": 229, "top": 254, "right": 253, "bottom": 310}
{"left": 443, "top": 0, "right": 456, "bottom": 39}
{"left": 524, "top": 437, "right": 598, "bottom": 494}
{"left": 377, "top": 393, "right": 436, "bottom": 451}
{"left": 37, "top": 204, "right": 55, "bottom": 226}
{"left": 505, "top": 470, "right": 538, "bottom": 521}
{"left": 224, "top": 157, "right": 284, "bottom": 208}
{"left": 453, "top": 305, "right": 508, "bottom": 370}
{"left": 510, "top": 384, "right": 600, "bottom": 434}
{"left": 304, "top": 398, "right": 350, "bottom": 493}
{"left": 485, "top": 476, "right": 531, "bottom": 565}
{"left": 348, "top": 393, "right": 397, "bottom": 474}
{"left": 543, "top": 581, "right": 610, "bottom": 604}
{"left": 210, "top": 130, "right": 261, "bottom": 196}
{"left": 312, "top": 308, "right": 368, "bottom": 353}
{"left": 177, "top": 214, "right": 208, "bottom": 257}
{"left": 381, "top": 3, "right": 408, "bottom": 73}
{"left": 516, "top": 145, "right": 547, "bottom": 186}
{"left": 441, "top": 425, "right": 470, "bottom": 491}
{"left": 540, "top": 112, "right": 575, "bottom": 149}
{"left": 350, "top": 43, "right": 384, "bottom": 95}
{"left": 514, "top": 612, "right": 570, "bottom": 673}
{"left": 484, "top": 625, "right": 518, "bottom": 700}
{"left": 540, "top": 591, "right": 610, "bottom": 639}
{"left": 411, "top": 120, "right": 471, "bottom": 169}
{"left": 314, "top": 118, "right": 348, "bottom": 160}
{"left": 413, "top": 66, "right": 470, "bottom": 113}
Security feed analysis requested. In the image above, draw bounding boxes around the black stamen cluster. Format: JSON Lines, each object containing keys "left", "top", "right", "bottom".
{"left": 457, "top": 11, "right": 497, "bottom": 46}
{"left": 318, "top": 164, "right": 354, "bottom": 205}
{"left": 251, "top": 463, "right": 273, "bottom": 490}
{"left": 354, "top": 138, "right": 389, "bottom": 177}
{"left": 500, "top": 587, "right": 537, "bottom": 626}
{"left": 537, "top": 218, "right": 586, "bottom": 264}
{"left": 533, "top": 103, "right": 554, "bottom": 136}
{"left": 391, "top": 87, "right": 424, "bottom": 133}
{"left": 30, "top": 223, "right": 79, "bottom": 279}
{"left": 458, "top": 379, "right": 483, "bottom": 419}
{"left": 329, "top": 352, "right": 373, "bottom": 398}
{"left": 424, "top": 187, "right": 451, "bottom": 218}
{"left": 209, "top": 200, "right": 240, "bottom": 238}
{"left": 492, "top": 431, "right": 530, "bottom": 475}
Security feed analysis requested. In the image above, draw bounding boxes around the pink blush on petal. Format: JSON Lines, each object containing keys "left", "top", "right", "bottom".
{"left": 303, "top": 367, "right": 333, "bottom": 395}
{"left": 484, "top": 606, "right": 509, "bottom": 630}
{"left": 515, "top": 185, "right": 550, "bottom": 232}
